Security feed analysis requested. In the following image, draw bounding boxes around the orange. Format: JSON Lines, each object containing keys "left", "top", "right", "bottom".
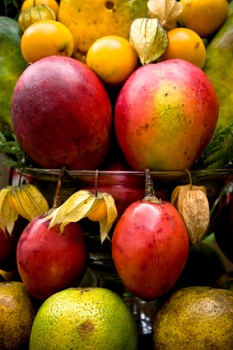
{"left": 179, "top": 0, "right": 229, "bottom": 38}
{"left": 29, "top": 287, "right": 138, "bottom": 349}
{"left": 86, "top": 35, "right": 139, "bottom": 86}
{"left": 158, "top": 27, "right": 206, "bottom": 69}
{"left": 21, "top": 20, "right": 74, "bottom": 63}
{"left": 21, "top": 0, "right": 59, "bottom": 18}
{"left": 88, "top": 199, "right": 107, "bottom": 222}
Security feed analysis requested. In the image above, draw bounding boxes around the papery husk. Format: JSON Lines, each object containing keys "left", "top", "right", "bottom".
{"left": 171, "top": 184, "right": 210, "bottom": 246}
{"left": 129, "top": 18, "right": 168, "bottom": 65}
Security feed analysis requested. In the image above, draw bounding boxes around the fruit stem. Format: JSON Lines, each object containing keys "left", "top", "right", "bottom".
{"left": 185, "top": 168, "right": 193, "bottom": 190}
{"left": 18, "top": 165, "right": 25, "bottom": 187}
{"left": 143, "top": 168, "right": 161, "bottom": 204}
{"left": 94, "top": 169, "right": 98, "bottom": 197}
{"left": 52, "top": 166, "right": 66, "bottom": 209}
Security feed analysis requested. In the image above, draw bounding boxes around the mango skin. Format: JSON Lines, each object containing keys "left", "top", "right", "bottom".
{"left": 11, "top": 55, "right": 112, "bottom": 170}
{"left": 201, "top": 13, "right": 233, "bottom": 168}
{"left": 114, "top": 59, "right": 219, "bottom": 171}
{"left": 0, "top": 16, "right": 27, "bottom": 131}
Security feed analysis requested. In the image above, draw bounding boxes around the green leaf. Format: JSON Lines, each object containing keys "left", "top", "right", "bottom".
{"left": 0, "top": 131, "right": 36, "bottom": 168}
{"left": 195, "top": 123, "right": 233, "bottom": 169}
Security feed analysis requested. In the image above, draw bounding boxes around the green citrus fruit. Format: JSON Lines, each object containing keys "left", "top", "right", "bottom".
{"left": 29, "top": 287, "right": 138, "bottom": 349}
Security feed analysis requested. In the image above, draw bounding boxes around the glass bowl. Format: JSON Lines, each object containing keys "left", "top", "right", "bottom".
{"left": 16, "top": 167, "right": 233, "bottom": 344}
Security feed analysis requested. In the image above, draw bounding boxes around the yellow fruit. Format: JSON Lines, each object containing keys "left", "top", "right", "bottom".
{"left": 0, "top": 281, "right": 36, "bottom": 350}
{"left": 21, "top": 0, "right": 59, "bottom": 18}
{"left": 179, "top": 0, "right": 229, "bottom": 38}
{"left": 158, "top": 27, "right": 206, "bottom": 69}
{"left": 18, "top": 4, "right": 56, "bottom": 32}
{"left": 153, "top": 286, "right": 233, "bottom": 349}
{"left": 29, "top": 287, "right": 138, "bottom": 349}
{"left": 87, "top": 198, "right": 108, "bottom": 221}
{"left": 86, "top": 35, "right": 138, "bottom": 86}
{"left": 21, "top": 19, "right": 74, "bottom": 63}
{"left": 58, "top": 0, "right": 148, "bottom": 62}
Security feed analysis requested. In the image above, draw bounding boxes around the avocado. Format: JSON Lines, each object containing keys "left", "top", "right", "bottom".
{"left": 198, "top": 12, "right": 233, "bottom": 169}
{"left": 0, "top": 16, "right": 27, "bottom": 132}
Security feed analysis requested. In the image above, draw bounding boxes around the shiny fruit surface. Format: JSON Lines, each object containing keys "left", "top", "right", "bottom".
{"left": 179, "top": 0, "right": 229, "bottom": 38}
{"left": 158, "top": 27, "right": 206, "bottom": 69}
{"left": 86, "top": 35, "right": 139, "bottom": 86}
{"left": 21, "top": 20, "right": 74, "bottom": 63}
{"left": 17, "top": 214, "right": 88, "bottom": 300}
{"left": 112, "top": 200, "right": 189, "bottom": 300}
{"left": 114, "top": 59, "right": 219, "bottom": 171}
{"left": 11, "top": 55, "right": 112, "bottom": 170}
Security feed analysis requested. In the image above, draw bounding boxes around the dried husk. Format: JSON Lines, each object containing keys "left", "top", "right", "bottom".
{"left": 129, "top": 18, "right": 168, "bottom": 65}
{"left": 18, "top": 4, "right": 56, "bottom": 32}
{"left": 147, "top": 0, "right": 183, "bottom": 30}
{"left": 171, "top": 184, "right": 210, "bottom": 246}
{"left": 45, "top": 190, "right": 118, "bottom": 243}
{"left": 0, "top": 184, "right": 49, "bottom": 234}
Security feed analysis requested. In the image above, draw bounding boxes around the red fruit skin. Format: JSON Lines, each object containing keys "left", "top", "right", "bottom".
{"left": 112, "top": 200, "right": 189, "bottom": 300}
{"left": 0, "top": 229, "right": 18, "bottom": 268}
{"left": 11, "top": 55, "right": 112, "bottom": 170}
{"left": 16, "top": 215, "right": 88, "bottom": 300}
{"left": 0, "top": 217, "right": 28, "bottom": 270}
{"left": 114, "top": 59, "right": 219, "bottom": 171}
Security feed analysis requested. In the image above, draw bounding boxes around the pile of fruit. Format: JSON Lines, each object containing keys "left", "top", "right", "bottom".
{"left": 1, "top": 0, "right": 233, "bottom": 349}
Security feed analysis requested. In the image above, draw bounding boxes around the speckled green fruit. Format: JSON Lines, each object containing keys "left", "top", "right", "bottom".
{"left": 29, "top": 287, "right": 138, "bottom": 350}
{"left": 153, "top": 286, "right": 233, "bottom": 350}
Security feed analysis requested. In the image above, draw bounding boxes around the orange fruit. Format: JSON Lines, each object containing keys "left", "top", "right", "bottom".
{"left": 86, "top": 35, "right": 139, "bottom": 86}
{"left": 29, "top": 287, "right": 138, "bottom": 349}
{"left": 21, "top": 20, "right": 74, "bottom": 63}
{"left": 58, "top": 0, "right": 148, "bottom": 63}
{"left": 21, "top": 0, "right": 59, "bottom": 18}
{"left": 158, "top": 27, "right": 206, "bottom": 69}
{"left": 179, "top": 0, "right": 229, "bottom": 38}
{"left": 88, "top": 199, "right": 107, "bottom": 222}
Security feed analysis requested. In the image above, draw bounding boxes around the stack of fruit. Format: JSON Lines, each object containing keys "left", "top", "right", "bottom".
{"left": 1, "top": 0, "right": 233, "bottom": 349}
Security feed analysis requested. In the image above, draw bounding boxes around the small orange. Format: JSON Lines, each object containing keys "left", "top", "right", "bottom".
{"left": 179, "top": 0, "right": 229, "bottom": 38}
{"left": 158, "top": 27, "right": 206, "bottom": 69}
{"left": 88, "top": 199, "right": 107, "bottom": 222}
{"left": 21, "top": 0, "right": 59, "bottom": 18}
{"left": 86, "top": 35, "right": 139, "bottom": 86}
{"left": 21, "top": 20, "right": 74, "bottom": 63}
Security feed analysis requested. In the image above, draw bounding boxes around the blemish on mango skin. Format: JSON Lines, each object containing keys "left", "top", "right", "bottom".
{"left": 78, "top": 319, "right": 94, "bottom": 339}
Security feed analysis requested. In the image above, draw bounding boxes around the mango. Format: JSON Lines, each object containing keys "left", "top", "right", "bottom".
{"left": 201, "top": 12, "right": 233, "bottom": 168}
{"left": 0, "top": 17, "right": 27, "bottom": 132}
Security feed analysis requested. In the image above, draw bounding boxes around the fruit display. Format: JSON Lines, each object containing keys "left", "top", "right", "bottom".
{"left": 1, "top": 0, "right": 233, "bottom": 349}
